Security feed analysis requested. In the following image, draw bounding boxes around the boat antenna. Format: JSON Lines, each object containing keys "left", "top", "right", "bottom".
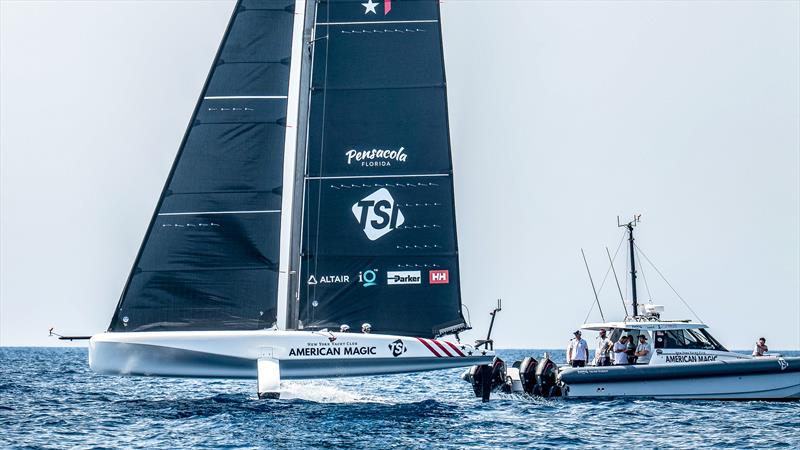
{"left": 618, "top": 215, "right": 641, "bottom": 317}
{"left": 606, "top": 246, "right": 629, "bottom": 317}
{"left": 581, "top": 249, "right": 605, "bottom": 322}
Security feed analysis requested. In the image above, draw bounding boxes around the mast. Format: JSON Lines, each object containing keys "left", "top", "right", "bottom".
{"left": 619, "top": 215, "right": 641, "bottom": 317}
{"left": 276, "top": 0, "right": 311, "bottom": 330}
{"left": 278, "top": 0, "right": 317, "bottom": 331}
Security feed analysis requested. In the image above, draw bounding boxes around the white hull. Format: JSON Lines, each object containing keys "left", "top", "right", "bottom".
{"left": 89, "top": 330, "right": 493, "bottom": 380}
{"left": 563, "top": 372, "right": 800, "bottom": 400}
{"left": 559, "top": 359, "right": 800, "bottom": 400}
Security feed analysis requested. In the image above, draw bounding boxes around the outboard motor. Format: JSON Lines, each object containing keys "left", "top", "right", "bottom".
{"left": 465, "top": 357, "right": 506, "bottom": 402}
{"left": 533, "top": 354, "right": 562, "bottom": 398}
{"left": 517, "top": 356, "right": 538, "bottom": 395}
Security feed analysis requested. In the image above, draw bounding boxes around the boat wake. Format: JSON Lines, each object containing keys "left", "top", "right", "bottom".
{"left": 279, "top": 380, "right": 393, "bottom": 404}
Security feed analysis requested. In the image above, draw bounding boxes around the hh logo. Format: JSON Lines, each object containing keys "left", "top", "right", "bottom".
{"left": 352, "top": 188, "right": 404, "bottom": 241}
{"left": 389, "top": 339, "right": 407, "bottom": 357}
{"left": 429, "top": 270, "right": 449, "bottom": 284}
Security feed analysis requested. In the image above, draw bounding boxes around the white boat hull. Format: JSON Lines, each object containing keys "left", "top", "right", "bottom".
{"left": 563, "top": 372, "right": 800, "bottom": 400}
{"left": 560, "top": 358, "right": 800, "bottom": 400}
{"left": 89, "top": 330, "right": 493, "bottom": 379}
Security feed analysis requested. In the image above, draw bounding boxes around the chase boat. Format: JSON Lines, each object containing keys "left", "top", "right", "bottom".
{"left": 465, "top": 217, "right": 800, "bottom": 401}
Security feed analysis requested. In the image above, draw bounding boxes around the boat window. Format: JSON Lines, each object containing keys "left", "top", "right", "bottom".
{"left": 698, "top": 328, "right": 728, "bottom": 352}
{"left": 609, "top": 328, "right": 622, "bottom": 342}
{"left": 662, "top": 328, "right": 725, "bottom": 350}
{"left": 654, "top": 330, "right": 666, "bottom": 349}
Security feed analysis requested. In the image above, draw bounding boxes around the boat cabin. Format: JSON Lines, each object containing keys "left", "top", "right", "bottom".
{"left": 581, "top": 318, "right": 749, "bottom": 366}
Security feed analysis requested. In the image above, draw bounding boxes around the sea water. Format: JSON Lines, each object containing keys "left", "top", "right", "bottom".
{"left": 1, "top": 348, "right": 798, "bottom": 449}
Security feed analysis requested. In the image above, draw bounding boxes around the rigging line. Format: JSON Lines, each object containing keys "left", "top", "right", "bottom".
{"left": 607, "top": 245, "right": 629, "bottom": 317}
{"left": 624, "top": 240, "right": 629, "bottom": 311}
{"left": 310, "top": 0, "right": 332, "bottom": 302}
{"left": 297, "top": 4, "right": 319, "bottom": 322}
{"left": 582, "top": 231, "right": 626, "bottom": 324}
{"left": 595, "top": 231, "right": 627, "bottom": 295}
{"left": 635, "top": 246, "right": 653, "bottom": 302}
{"left": 582, "top": 249, "right": 605, "bottom": 323}
{"left": 633, "top": 243, "right": 705, "bottom": 324}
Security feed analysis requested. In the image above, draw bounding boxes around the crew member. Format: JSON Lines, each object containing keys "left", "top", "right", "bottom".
{"left": 340, "top": 324, "right": 350, "bottom": 333}
{"left": 594, "top": 329, "right": 612, "bottom": 366}
{"left": 752, "top": 337, "right": 768, "bottom": 357}
{"left": 613, "top": 335, "right": 629, "bottom": 365}
{"left": 361, "top": 323, "right": 372, "bottom": 334}
{"left": 626, "top": 334, "right": 637, "bottom": 364}
{"left": 635, "top": 334, "right": 652, "bottom": 364}
{"left": 567, "top": 330, "right": 589, "bottom": 367}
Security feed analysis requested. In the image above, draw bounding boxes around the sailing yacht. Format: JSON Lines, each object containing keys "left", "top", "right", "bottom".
{"left": 88, "top": 0, "right": 494, "bottom": 398}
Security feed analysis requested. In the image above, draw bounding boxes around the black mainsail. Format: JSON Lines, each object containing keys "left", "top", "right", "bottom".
{"left": 298, "top": 0, "right": 467, "bottom": 338}
{"left": 109, "top": 0, "right": 467, "bottom": 339}
{"left": 110, "top": 0, "right": 297, "bottom": 332}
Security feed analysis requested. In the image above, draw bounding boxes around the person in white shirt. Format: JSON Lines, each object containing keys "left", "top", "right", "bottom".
{"left": 594, "top": 329, "right": 612, "bottom": 366}
{"left": 613, "top": 335, "right": 629, "bottom": 365}
{"left": 567, "top": 330, "right": 589, "bottom": 367}
{"left": 752, "top": 337, "right": 768, "bottom": 357}
{"left": 635, "top": 334, "right": 652, "bottom": 364}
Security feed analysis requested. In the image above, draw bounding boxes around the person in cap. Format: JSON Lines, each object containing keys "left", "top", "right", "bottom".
{"left": 594, "top": 329, "right": 612, "bottom": 366}
{"left": 567, "top": 330, "right": 589, "bottom": 367}
{"left": 613, "top": 335, "right": 629, "bottom": 365}
{"left": 361, "top": 323, "right": 372, "bottom": 334}
{"left": 339, "top": 324, "right": 350, "bottom": 333}
{"left": 752, "top": 337, "right": 768, "bottom": 357}
{"left": 635, "top": 334, "right": 652, "bottom": 364}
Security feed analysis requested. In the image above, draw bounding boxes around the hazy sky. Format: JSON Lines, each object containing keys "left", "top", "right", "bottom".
{"left": 2, "top": 0, "right": 798, "bottom": 349}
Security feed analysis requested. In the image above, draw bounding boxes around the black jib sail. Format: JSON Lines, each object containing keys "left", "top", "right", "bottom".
{"left": 109, "top": 0, "right": 297, "bottom": 332}
{"left": 298, "top": 0, "right": 468, "bottom": 338}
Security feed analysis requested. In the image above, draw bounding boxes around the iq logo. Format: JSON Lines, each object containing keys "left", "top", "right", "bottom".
{"left": 359, "top": 269, "right": 378, "bottom": 287}
{"left": 352, "top": 188, "right": 404, "bottom": 241}
{"left": 429, "top": 270, "right": 450, "bottom": 284}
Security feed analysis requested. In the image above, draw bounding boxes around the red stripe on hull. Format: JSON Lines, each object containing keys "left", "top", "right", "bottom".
{"left": 445, "top": 341, "right": 466, "bottom": 357}
{"left": 431, "top": 340, "right": 454, "bottom": 357}
{"left": 416, "top": 337, "right": 441, "bottom": 357}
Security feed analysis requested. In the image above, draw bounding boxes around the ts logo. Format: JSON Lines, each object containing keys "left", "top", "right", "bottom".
{"left": 352, "top": 188, "right": 405, "bottom": 241}
{"left": 389, "top": 339, "right": 407, "bottom": 357}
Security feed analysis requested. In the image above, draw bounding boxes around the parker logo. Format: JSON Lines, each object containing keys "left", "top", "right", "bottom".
{"left": 429, "top": 270, "right": 449, "bottom": 284}
{"left": 358, "top": 269, "right": 378, "bottom": 287}
{"left": 352, "top": 188, "right": 404, "bottom": 241}
{"left": 389, "top": 339, "right": 407, "bottom": 357}
{"left": 307, "top": 274, "right": 350, "bottom": 285}
{"left": 387, "top": 271, "right": 421, "bottom": 285}
{"left": 345, "top": 147, "right": 407, "bottom": 168}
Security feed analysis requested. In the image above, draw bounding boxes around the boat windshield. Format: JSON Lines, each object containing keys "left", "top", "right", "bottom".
{"left": 656, "top": 328, "right": 728, "bottom": 351}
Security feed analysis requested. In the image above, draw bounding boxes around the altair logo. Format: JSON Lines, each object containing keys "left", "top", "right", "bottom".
{"left": 352, "top": 188, "right": 404, "bottom": 241}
